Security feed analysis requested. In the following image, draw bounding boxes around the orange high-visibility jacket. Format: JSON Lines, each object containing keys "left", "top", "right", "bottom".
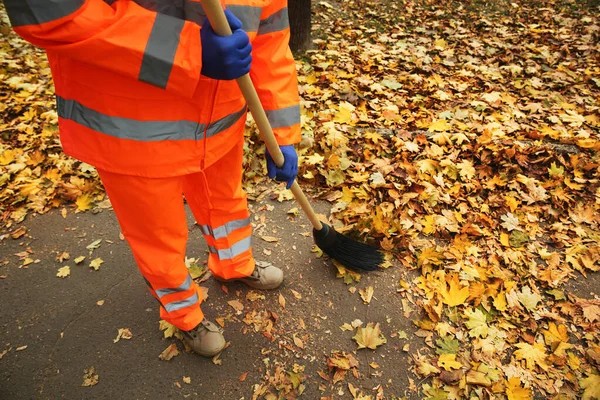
{"left": 5, "top": 0, "right": 301, "bottom": 177}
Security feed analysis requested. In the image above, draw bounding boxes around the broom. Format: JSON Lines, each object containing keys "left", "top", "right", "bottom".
{"left": 201, "top": 0, "right": 384, "bottom": 271}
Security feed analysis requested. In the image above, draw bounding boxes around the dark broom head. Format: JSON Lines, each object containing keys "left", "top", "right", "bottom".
{"left": 313, "top": 223, "right": 384, "bottom": 271}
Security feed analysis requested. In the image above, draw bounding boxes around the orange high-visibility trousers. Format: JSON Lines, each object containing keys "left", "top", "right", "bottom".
{"left": 97, "top": 141, "right": 255, "bottom": 331}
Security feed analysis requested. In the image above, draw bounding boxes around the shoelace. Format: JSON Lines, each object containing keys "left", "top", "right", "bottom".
{"left": 249, "top": 265, "right": 266, "bottom": 280}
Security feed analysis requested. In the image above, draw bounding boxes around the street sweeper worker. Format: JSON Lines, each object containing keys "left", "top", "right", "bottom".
{"left": 5, "top": 0, "right": 301, "bottom": 357}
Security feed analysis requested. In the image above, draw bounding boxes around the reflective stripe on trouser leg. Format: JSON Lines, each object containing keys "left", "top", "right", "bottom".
{"left": 183, "top": 139, "right": 255, "bottom": 280}
{"left": 97, "top": 168, "right": 204, "bottom": 331}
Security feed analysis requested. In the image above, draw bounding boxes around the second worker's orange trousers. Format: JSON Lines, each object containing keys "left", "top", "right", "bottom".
{"left": 97, "top": 141, "right": 255, "bottom": 331}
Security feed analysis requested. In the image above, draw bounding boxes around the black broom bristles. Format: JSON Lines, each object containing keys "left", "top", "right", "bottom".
{"left": 313, "top": 223, "right": 384, "bottom": 271}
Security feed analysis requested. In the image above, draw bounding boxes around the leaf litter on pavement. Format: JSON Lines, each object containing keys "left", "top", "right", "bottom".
{"left": 1, "top": 0, "right": 600, "bottom": 398}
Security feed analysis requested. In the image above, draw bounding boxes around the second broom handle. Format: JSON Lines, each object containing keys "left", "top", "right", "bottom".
{"left": 201, "top": 0, "right": 323, "bottom": 230}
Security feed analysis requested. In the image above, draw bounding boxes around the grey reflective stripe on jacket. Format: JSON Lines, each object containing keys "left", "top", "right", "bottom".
{"left": 257, "top": 7, "right": 289, "bottom": 35}
{"left": 57, "top": 96, "right": 246, "bottom": 142}
{"left": 265, "top": 105, "right": 301, "bottom": 129}
{"left": 139, "top": 13, "right": 185, "bottom": 89}
{"left": 4, "top": 0, "right": 85, "bottom": 27}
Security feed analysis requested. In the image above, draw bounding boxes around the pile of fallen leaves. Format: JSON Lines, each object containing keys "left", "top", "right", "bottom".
{"left": 0, "top": 11, "right": 105, "bottom": 229}
{"left": 2, "top": 0, "right": 600, "bottom": 398}
{"left": 298, "top": 0, "right": 600, "bottom": 398}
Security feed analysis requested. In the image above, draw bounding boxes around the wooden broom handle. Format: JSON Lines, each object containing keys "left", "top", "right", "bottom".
{"left": 202, "top": 0, "right": 323, "bottom": 230}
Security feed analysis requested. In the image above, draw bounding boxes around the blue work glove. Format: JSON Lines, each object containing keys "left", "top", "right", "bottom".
{"left": 266, "top": 145, "right": 298, "bottom": 189}
{"left": 201, "top": 9, "right": 252, "bottom": 80}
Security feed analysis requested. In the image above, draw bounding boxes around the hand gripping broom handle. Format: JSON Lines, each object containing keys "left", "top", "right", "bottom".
{"left": 202, "top": 0, "right": 324, "bottom": 231}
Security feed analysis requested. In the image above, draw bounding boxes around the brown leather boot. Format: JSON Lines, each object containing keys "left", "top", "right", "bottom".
{"left": 214, "top": 261, "right": 284, "bottom": 290}
{"left": 181, "top": 320, "right": 226, "bottom": 357}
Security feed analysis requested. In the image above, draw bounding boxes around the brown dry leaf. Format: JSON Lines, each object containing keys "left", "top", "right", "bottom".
{"left": 56, "top": 251, "right": 69, "bottom": 262}
{"left": 182, "top": 376, "right": 191, "bottom": 384}
{"left": 158, "top": 344, "right": 179, "bottom": 361}
{"left": 327, "top": 351, "right": 359, "bottom": 371}
{"left": 227, "top": 299, "right": 244, "bottom": 313}
{"left": 293, "top": 334, "right": 304, "bottom": 349}
{"left": 212, "top": 353, "right": 222, "bottom": 365}
{"left": 279, "top": 293, "right": 286, "bottom": 309}
{"left": 260, "top": 236, "right": 279, "bottom": 243}
{"left": 113, "top": 328, "right": 133, "bottom": 343}
{"left": 582, "top": 304, "right": 600, "bottom": 323}
{"left": 238, "top": 372, "right": 248, "bottom": 382}
{"left": 359, "top": 286, "right": 374, "bottom": 304}
{"left": 81, "top": 367, "right": 99, "bottom": 387}
{"left": 352, "top": 322, "right": 387, "bottom": 350}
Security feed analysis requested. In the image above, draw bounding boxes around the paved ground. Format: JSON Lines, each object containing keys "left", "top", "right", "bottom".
{"left": 0, "top": 195, "right": 422, "bottom": 400}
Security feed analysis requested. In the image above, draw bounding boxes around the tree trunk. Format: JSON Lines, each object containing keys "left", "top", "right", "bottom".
{"left": 288, "top": 0, "right": 311, "bottom": 53}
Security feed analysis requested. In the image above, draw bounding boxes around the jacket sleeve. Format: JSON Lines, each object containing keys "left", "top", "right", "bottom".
{"left": 249, "top": 0, "right": 301, "bottom": 145}
{"left": 4, "top": 0, "right": 202, "bottom": 99}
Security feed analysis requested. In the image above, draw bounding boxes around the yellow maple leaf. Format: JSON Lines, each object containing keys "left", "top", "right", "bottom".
{"left": 417, "top": 159, "right": 438, "bottom": 174}
{"left": 464, "top": 308, "right": 488, "bottom": 338}
{"left": 505, "top": 195, "right": 519, "bottom": 212}
{"left": 441, "top": 275, "right": 470, "bottom": 306}
{"left": 581, "top": 373, "right": 600, "bottom": 400}
{"left": 560, "top": 110, "right": 585, "bottom": 126}
{"left": 422, "top": 215, "right": 437, "bottom": 235}
{"left": 0, "top": 149, "right": 16, "bottom": 165}
{"left": 90, "top": 258, "right": 104, "bottom": 271}
{"left": 303, "top": 153, "right": 325, "bottom": 165}
{"left": 428, "top": 119, "right": 451, "bottom": 132}
{"left": 493, "top": 292, "right": 508, "bottom": 312}
{"left": 437, "top": 354, "right": 462, "bottom": 371}
{"left": 506, "top": 377, "right": 532, "bottom": 400}
{"left": 75, "top": 194, "right": 94, "bottom": 212}
{"left": 341, "top": 186, "right": 354, "bottom": 203}
{"left": 500, "top": 232, "right": 510, "bottom": 247}
{"left": 364, "top": 131, "right": 383, "bottom": 143}
{"left": 542, "top": 322, "right": 569, "bottom": 346}
{"left": 514, "top": 342, "right": 549, "bottom": 371}
{"left": 577, "top": 138, "right": 600, "bottom": 151}
{"left": 553, "top": 342, "right": 574, "bottom": 358}
{"left": 353, "top": 322, "right": 387, "bottom": 350}
{"left": 56, "top": 266, "right": 71, "bottom": 278}
{"left": 416, "top": 360, "right": 441, "bottom": 377}
{"left": 548, "top": 162, "right": 564, "bottom": 177}
{"left": 457, "top": 160, "right": 476, "bottom": 181}
{"left": 334, "top": 102, "right": 355, "bottom": 124}
{"left": 417, "top": 248, "right": 444, "bottom": 268}
{"left": 159, "top": 320, "right": 179, "bottom": 339}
